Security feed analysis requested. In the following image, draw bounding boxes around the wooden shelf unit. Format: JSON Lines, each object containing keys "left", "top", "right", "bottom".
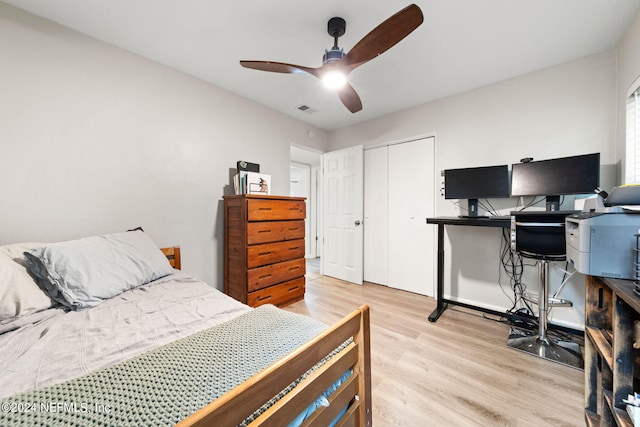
{"left": 223, "top": 194, "right": 306, "bottom": 308}
{"left": 585, "top": 275, "right": 640, "bottom": 426}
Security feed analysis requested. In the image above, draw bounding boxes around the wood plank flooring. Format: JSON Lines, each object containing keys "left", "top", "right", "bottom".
{"left": 284, "top": 260, "right": 584, "bottom": 426}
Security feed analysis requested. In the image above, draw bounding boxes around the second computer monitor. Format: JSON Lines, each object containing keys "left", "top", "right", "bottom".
{"left": 510, "top": 153, "right": 600, "bottom": 211}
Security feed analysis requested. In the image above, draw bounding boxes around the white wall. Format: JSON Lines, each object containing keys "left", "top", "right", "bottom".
{"left": 329, "top": 51, "right": 617, "bottom": 329}
{"left": 0, "top": 3, "right": 328, "bottom": 289}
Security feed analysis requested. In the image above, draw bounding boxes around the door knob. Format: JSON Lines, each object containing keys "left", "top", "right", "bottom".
{"left": 355, "top": 220, "right": 361, "bottom": 226}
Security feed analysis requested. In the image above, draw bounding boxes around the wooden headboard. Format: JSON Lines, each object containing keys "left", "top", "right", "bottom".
{"left": 161, "top": 246, "right": 181, "bottom": 270}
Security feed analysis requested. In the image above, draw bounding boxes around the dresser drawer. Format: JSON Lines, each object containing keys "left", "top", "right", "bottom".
{"left": 247, "top": 199, "right": 306, "bottom": 221}
{"left": 247, "top": 220, "right": 305, "bottom": 245}
{"left": 247, "top": 277, "right": 305, "bottom": 307}
{"left": 247, "top": 239, "right": 305, "bottom": 268}
{"left": 247, "top": 258, "right": 305, "bottom": 292}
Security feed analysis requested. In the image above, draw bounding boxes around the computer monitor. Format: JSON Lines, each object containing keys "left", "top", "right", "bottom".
{"left": 510, "top": 153, "right": 600, "bottom": 211}
{"left": 444, "top": 164, "right": 510, "bottom": 216}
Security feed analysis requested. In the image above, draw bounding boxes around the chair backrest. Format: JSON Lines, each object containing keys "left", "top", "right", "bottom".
{"left": 510, "top": 211, "right": 578, "bottom": 261}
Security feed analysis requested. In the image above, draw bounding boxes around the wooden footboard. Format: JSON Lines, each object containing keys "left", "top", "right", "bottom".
{"left": 177, "top": 304, "right": 372, "bottom": 427}
{"left": 162, "top": 247, "right": 372, "bottom": 426}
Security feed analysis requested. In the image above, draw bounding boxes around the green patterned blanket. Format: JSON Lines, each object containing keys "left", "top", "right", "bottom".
{"left": 0, "top": 305, "right": 328, "bottom": 426}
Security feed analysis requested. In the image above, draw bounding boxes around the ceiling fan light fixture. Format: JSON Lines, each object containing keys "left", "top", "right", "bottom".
{"left": 322, "top": 70, "right": 347, "bottom": 89}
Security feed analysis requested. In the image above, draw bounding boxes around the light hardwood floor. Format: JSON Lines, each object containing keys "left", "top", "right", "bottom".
{"left": 284, "top": 259, "right": 584, "bottom": 427}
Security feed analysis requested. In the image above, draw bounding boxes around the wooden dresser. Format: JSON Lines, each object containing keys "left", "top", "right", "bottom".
{"left": 223, "top": 194, "right": 306, "bottom": 307}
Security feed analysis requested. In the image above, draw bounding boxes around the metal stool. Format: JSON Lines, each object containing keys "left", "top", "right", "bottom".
{"left": 507, "top": 211, "right": 583, "bottom": 369}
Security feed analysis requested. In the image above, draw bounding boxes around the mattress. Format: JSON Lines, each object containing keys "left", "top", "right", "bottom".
{"left": 0, "top": 272, "right": 251, "bottom": 399}
{"left": 0, "top": 304, "right": 330, "bottom": 426}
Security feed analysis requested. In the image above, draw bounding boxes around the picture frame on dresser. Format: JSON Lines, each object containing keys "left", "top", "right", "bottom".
{"left": 223, "top": 194, "right": 307, "bottom": 307}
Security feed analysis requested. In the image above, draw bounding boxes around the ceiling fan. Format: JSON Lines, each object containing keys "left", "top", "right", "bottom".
{"left": 240, "top": 4, "right": 424, "bottom": 114}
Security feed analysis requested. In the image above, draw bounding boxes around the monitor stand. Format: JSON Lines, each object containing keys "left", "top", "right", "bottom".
{"left": 467, "top": 198, "right": 479, "bottom": 217}
{"left": 458, "top": 199, "right": 480, "bottom": 218}
{"left": 546, "top": 195, "right": 560, "bottom": 211}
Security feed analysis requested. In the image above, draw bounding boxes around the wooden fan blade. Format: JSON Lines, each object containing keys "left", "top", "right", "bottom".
{"left": 341, "top": 4, "right": 423, "bottom": 71}
{"left": 337, "top": 83, "right": 363, "bottom": 113}
{"left": 240, "top": 60, "right": 321, "bottom": 78}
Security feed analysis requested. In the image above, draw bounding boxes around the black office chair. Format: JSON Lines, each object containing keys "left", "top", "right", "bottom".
{"left": 507, "top": 211, "right": 583, "bottom": 369}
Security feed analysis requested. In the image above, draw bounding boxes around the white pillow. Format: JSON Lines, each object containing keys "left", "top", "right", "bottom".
{"left": 24, "top": 231, "right": 175, "bottom": 310}
{"left": 0, "top": 243, "right": 54, "bottom": 322}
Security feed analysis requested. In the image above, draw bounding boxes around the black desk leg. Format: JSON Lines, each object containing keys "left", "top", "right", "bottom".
{"left": 428, "top": 223, "right": 448, "bottom": 322}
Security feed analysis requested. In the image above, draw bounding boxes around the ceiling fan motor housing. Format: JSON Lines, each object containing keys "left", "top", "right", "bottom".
{"left": 328, "top": 17, "right": 346, "bottom": 38}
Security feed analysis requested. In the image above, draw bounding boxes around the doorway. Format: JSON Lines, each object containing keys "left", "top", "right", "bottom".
{"left": 290, "top": 145, "right": 321, "bottom": 260}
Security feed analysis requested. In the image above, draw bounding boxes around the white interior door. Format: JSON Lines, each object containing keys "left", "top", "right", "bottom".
{"left": 323, "top": 145, "right": 364, "bottom": 285}
{"left": 388, "top": 137, "right": 435, "bottom": 296}
{"left": 364, "top": 147, "right": 388, "bottom": 285}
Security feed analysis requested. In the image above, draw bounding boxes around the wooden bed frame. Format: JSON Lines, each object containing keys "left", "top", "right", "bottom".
{"left": 160, "top": 247, "right": 372, "bottom": 427}
{"left": 160, "top": 246, "right": 181, "bottom": 270}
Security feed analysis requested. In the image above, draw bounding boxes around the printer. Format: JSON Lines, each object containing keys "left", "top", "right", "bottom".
{"left": 566, "top": 212, "right": 640, "bottom": 280}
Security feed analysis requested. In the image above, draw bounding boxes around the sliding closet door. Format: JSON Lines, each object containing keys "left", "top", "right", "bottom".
{"left": 363, "top": 147, "right": 388, "bottom": 285}
{"left": 363, "top": 137, "right": 435, "bottom": 296}
{"left": 387, "top": 137, "right": 435, "bottom": 296}
{"left": 389, "top": 138, "right": 435, "bottom": 296}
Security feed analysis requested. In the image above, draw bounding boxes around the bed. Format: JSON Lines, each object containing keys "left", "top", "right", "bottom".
{"left": 0, "top": 231, "right": 372, "bottom": 426}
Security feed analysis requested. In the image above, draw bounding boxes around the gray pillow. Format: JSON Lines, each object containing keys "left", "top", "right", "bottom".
{"left": 24, "top": 231, "right": 174, "bottom": 310}
{"left": 0, "top": 242, "right": 54, "bottom": 322}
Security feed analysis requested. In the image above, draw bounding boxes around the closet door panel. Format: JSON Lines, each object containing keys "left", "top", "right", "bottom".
{"left": 363, "top": 147, "right": 389, "bottom": 285}
{"left": 388, "top": 138, "right": 435, "bottom": 296}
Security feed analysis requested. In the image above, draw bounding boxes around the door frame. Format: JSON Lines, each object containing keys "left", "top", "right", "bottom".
{"left": 290, "top": 161, "right": 313, "bottom": 258}
{"left": 290, "top": 145, "right": 323, "bottom": 261}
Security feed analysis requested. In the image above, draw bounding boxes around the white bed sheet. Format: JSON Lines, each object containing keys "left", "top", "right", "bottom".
{"left": 0, "top": 272, "right": 251, "bottom": 399}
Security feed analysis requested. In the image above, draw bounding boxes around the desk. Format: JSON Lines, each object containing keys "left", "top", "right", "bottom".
{"left": 426, "top": 216, "right": 511, "bottom": 322}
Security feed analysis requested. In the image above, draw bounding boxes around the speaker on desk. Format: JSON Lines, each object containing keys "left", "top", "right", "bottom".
{"left": 507, "top": 211, "right": 583, "bottom": 369}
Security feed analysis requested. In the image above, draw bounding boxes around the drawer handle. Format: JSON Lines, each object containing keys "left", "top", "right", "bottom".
{"left": 259, "top": 274, "right": 272, "bottom": 279}
{"left": 258, "top": 251, "right": 272, "bottom": 256}
{"left": 288, "top": 247, "right": 299, "bottom": 251}
{"left": 288, "top": 286, "right": 300, "bottom": 292}
{"left": 258, "top": 295, "right": 272, "bottom": 301}
{"left": 289, "top": 207, "right": 299, "bottom": 211}
{"left": 259, "top": 207, "right": 272, "bottom": 211}
{"left": 288, "top": 228, "right": 299, "bottom": 231}
{"left": 258, "top": 230, "right": 272, "bottom": 234}
{"left": 289, "top": 266, "right": 300, "bottom": 271}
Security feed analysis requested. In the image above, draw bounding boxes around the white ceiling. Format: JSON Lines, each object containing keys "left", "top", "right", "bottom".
{"left": 4, "top": 0, "right": 640, "bottom": 131}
